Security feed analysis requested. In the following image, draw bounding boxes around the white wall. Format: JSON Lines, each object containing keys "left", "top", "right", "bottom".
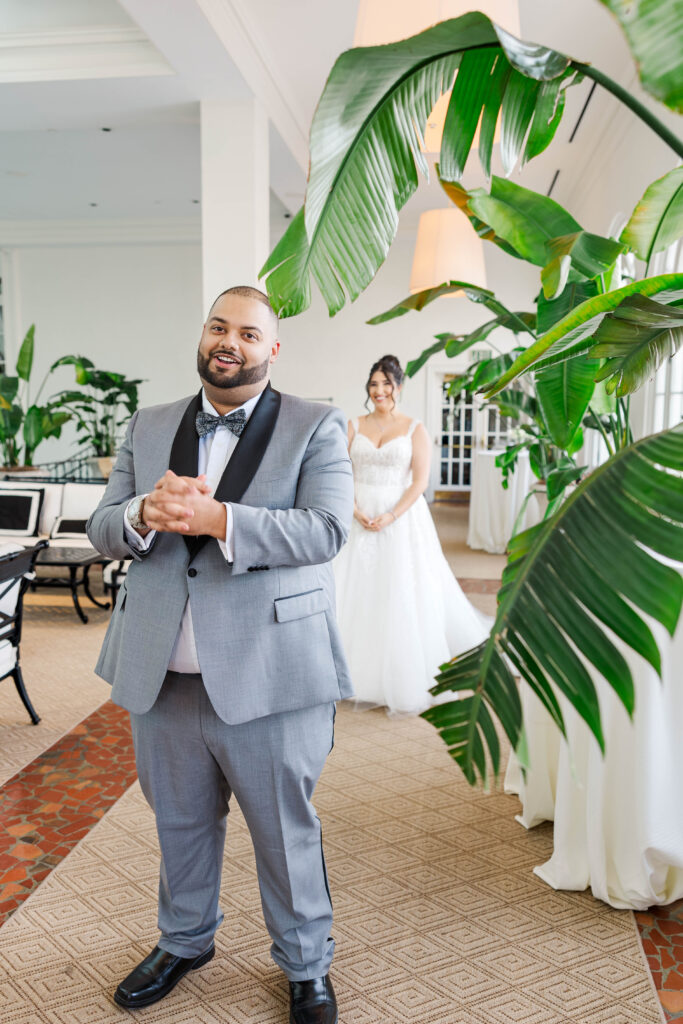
{"left": 6, "top": 241, "right": 202, "bottom": 461}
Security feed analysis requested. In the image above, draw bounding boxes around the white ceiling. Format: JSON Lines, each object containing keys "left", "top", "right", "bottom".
{"left": 0, "top": 0, "right": 678, "bottom": 238}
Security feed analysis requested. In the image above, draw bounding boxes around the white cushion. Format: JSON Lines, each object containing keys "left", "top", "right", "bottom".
{"left": 61, "top": 483, "right": 106, "bottom": 519}
{"left": 103, "top": 560, "right": 130, "bottom": 585}
{"left": 46, "top": 537, "right": 97, "bottom": 551}
{"left": 0, "top": 638, "right": 17, "bottom": 676}
{"left": 0, "top": 488, "right": 44, "bottom": 537}
{"left": 0, "top": 481, "right": 64, "bottom": 535}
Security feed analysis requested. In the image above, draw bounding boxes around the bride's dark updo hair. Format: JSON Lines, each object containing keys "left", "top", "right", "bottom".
{"left": 365, "top": 354, "right": 404, "bottom": 411}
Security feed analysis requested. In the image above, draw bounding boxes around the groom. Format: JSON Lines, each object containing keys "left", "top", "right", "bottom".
{"left": 87, "top": 286, "right": 353, "bottom": 1024}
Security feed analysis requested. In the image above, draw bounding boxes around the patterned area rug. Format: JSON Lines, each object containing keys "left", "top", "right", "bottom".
{"left": 0, "top": 704, "right": 663, "bottom": 1024}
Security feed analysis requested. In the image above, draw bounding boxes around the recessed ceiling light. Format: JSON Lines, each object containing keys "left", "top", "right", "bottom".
{"left": 284, "top": 212, "right": 291, "bottom": 219}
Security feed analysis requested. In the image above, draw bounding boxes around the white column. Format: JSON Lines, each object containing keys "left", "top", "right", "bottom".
{"left": 200, "top": 98, "right": 270, "bottom": 316}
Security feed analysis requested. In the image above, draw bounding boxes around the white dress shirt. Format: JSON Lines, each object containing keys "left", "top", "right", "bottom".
{"left": 123, "top": 389, "right": 262, "bottom": 674}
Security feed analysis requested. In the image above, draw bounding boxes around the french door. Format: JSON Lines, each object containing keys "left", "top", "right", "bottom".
{"left": 436, "top": 375, "right": 512, "bottom": 495}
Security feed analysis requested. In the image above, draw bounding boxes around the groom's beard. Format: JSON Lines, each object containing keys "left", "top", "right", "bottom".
{"left": 197, "top": 351, "right": 270, "bottom": 389}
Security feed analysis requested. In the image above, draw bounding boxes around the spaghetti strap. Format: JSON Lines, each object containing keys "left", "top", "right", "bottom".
{"left": 351, "top": 417, "right": 360, "bottom": 434}
{"left": 407, "top": 419, "right": 419, "bottom": 438}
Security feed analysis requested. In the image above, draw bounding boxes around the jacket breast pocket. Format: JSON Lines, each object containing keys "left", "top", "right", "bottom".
{"left": 274, "top": 587, "right": 328, "bottom": 623}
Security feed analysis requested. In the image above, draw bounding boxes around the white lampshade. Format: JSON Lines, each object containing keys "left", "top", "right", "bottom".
{"left": 354, "top": 0, "right": 520, "bottom": 47}
{"left": 410, "top": 208, "right": 487, "bottom": 293}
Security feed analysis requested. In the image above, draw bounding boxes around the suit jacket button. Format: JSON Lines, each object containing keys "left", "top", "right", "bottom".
{"left": 188, "top": 567, "right": 198, "bottom": 578}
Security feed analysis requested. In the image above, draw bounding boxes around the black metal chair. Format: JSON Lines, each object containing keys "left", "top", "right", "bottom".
{"left": 0, "top": 540, "right": 48, "bottom": 724}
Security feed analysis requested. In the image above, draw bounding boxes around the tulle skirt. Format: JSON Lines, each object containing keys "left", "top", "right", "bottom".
{"left": 334, "top": 481, "right": 491, "bottom": 714}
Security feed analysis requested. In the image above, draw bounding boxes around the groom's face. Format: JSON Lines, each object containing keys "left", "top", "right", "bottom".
{"left": 197, "top": 294, "right": 280, "bottom": 391}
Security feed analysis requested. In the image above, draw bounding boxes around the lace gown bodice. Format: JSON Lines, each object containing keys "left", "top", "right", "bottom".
{"left": 349, "top": 432, "right": 413, "bottom": 489}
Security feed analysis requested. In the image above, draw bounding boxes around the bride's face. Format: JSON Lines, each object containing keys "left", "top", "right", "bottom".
{"left": 368, "top": 371, "right": 397, "bottom": 411}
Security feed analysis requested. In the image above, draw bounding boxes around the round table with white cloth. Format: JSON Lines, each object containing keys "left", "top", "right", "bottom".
{"left": 467, "top": 449, "right": 541, "bottom": 554}
{"left": 505, "top": 603, "right": 683, "bottom": 910}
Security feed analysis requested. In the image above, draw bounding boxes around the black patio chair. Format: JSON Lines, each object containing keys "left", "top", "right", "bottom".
{"left": 0, "top": 540, "right": 48, "bottom": 725}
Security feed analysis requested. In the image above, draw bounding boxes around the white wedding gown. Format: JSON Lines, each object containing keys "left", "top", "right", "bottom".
{"left": 334, "top": 419, "right": 490, "bottom": 714}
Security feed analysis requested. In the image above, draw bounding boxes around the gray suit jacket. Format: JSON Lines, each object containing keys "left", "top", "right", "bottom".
{"left": 87, "top": 385, "right": 355, "bottom": 724}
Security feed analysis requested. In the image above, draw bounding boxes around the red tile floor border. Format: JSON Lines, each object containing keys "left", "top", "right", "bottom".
{"left": 0, "top": 699, "right": 136, "bottom": 924}
{"left": 0, "top": 695, "right": 681, "bottom": 1022}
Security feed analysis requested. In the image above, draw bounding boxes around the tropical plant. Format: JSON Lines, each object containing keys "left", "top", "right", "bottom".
{"left": 49, "top": 357, "right": 142, "bottom": 458}
{"left": 260, "top": 13, "right": 682, "bottom": 319}
{"left": 0, "top": 326, "right": 71, "bottom": 467}
{"left": 258, "top": 7, "right": 683, "bottom": 783}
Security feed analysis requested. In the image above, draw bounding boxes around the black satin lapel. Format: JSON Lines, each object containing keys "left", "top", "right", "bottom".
{"left": 169, "top": 391, "right": 202, "bottom": 557}
{"left": 190, "top": 383, "right": 282, "bottom": 560}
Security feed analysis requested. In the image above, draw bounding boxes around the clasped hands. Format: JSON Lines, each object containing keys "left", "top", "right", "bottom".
{"left": 354, "top": 509, "right": 395, "bottom": 532}
{"left": 140, "top": 471, "right": 227, "bottom": 539}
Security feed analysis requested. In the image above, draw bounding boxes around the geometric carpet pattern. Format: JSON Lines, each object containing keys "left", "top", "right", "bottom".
{"left": 0, "top": 703, "right": 666, "bottom": 1024}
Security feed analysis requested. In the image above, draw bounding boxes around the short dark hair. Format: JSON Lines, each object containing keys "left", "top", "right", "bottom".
{"left": 209, "top": 286, "right": 279, "bottom": 328}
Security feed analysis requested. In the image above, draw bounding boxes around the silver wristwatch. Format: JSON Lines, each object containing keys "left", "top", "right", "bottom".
{"left": 127, "top": 494, "right": 148, "bottom": 531}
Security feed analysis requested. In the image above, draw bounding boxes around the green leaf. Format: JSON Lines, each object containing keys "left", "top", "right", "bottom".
{"left": 485, "top": 273, "right": 683, "bottom": 395}
{"left": 22, "top": 404, "right": 43, "bottom": 451}
{"left": 546, "top": 463, "right": 585, "bottom": 501}
{"left": 440, "top": 48, "right": 499, "bottom": 180}
{"left": 541, "top": 231, "right": 628, "bottom": 299}
{"left": 620, "top": 166, "right": 683, "bottom": 263}
{"left": 523, "top": 75, "right": 568, "bottom": 163}
{"left": 500, "top": 69, "right": 540, "bottom": 175}
{"left": 535, "top": 358, "right": 599, "bottom": 449}
{"left": 366, "top": 281, "right": 521, "bottom": 325}
{"left": 590, "top": 293, "right": 683, "bottom": 396}
{"left": 0, "top": 376, "right": 19, "bottom": 404}
{"left": 597, "top": 0, "right": 683, "bottom": 112}
{"left": 0, "top": 404, "right": 23, "bottom": 440}
{"left": 405, "top": 337, "right": 450, "bottom": 378}
{"left": 261, "top": 14, "right": 573, "bottom": 317}
{"left": 422, "top": 424, "right": 683, "bottom": 784}
{"left": 16, "top": 325, "right": 35, "bottom": 382}
{"left": 439, "top": 176, "right": 523, "bottom": 258}
{"left": 467, "top": 177, "right": 582, "bottom": 267}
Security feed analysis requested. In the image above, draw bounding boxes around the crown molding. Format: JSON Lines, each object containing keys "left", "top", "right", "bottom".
{"left": 0, "top": 25, "right": 173, "bottom": 83}
{"left": 0, "top": 218, "right": 201, "bottom": 247}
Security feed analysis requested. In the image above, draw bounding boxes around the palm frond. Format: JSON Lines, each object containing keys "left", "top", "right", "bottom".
{"left": 423, "top": 424, "right": 683, "bottom": 784}
{"left": 485, "top": 274, "right": 683, "bottom": 396}
{"left": 590, "top": 294, "right": 683, "bottom": 396}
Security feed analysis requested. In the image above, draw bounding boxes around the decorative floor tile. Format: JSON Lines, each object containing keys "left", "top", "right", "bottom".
{"left": 0, "top": 700, "right": 136, "bottom": 925}
{"left": 636, "top": 900, "right": 683, "bottom": 1021}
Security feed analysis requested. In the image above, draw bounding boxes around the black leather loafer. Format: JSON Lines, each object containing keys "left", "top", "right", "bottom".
{"left": 289, "top": 975, "right": 338, "bottom": 1024}
{"left": 113, "top": 943, "right": 215, "bottom": 1008}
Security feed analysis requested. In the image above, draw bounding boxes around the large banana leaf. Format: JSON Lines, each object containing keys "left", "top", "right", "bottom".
{"left": 598, "top": 0, "right": 683, "bottom": 112}
{"left": 590, "top": 293, "right": 683, "bottom": 395}
{"left": 423, "top": 424, "right": 683, "bottom": 784}
{"left": 439, "top": 178, "right": 523, "bottom": 258}
{"left": 366, "top": 281, "right": 533, "bottom": 329}
{"left": 466, "top": 177, "right": 582, "bottom": 266}
{"left": 535, "top": 358, "right": 598, "bottom": 448}
{"left": 541, "top": 231, "right": 627, "bottom": 300}
{"left": 485, "top": 273, "right": 683, "bottom": 395}
{"left": 261, "top": 15, "right": 575, "bottom": 317}
{"left": 405, "top": 310, "right": 535, "bottom": 378}
{"left": 620, "top": 166, "right": 683, "bottom": 264}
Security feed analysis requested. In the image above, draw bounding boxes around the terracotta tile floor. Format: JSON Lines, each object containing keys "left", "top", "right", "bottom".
{"left": 0, "top": 699, "right": 136, "bottom": 923}
{"left": 637, "top": 902, "right": 683, "bottom": 1021}
{"left": 0, "top": 682, "right": 681, "bottom": 1021}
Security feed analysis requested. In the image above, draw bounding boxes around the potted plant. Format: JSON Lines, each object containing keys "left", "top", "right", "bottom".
{"left": 50, "top": 357, "right": 143, "bottom": 478}
{"left": 258, "top": 4, "right": 683, "bottom": 782}
{"left": 0, "top": 326, "right": 71, "bottom": 471}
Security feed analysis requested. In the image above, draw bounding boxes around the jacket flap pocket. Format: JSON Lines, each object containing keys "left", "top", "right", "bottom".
{"left": 274, "top": 588, "right": 328, "bottom": 623}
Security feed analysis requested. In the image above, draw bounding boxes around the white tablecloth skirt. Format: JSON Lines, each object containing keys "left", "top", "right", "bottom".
{"left": 468, "top": 449, "right": 542, "bottom": 554}
{"left": 505, "top": 610, "right": 683, "bottom": 909}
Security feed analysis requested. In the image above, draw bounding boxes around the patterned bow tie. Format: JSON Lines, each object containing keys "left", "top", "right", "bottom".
{"left": 195, "top": 408, "right": 247, "bottom": 439}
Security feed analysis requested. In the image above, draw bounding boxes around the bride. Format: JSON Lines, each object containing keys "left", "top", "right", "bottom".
{"left": 334, "top": 354, "right": 490, "bottom": 714}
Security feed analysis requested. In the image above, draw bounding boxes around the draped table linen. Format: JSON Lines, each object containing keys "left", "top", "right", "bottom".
{"left": 467, "top": 449, "right": 540, "bottom": 554}
{"left": 505, "top": 608, "right": 683, "bottom": 909}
